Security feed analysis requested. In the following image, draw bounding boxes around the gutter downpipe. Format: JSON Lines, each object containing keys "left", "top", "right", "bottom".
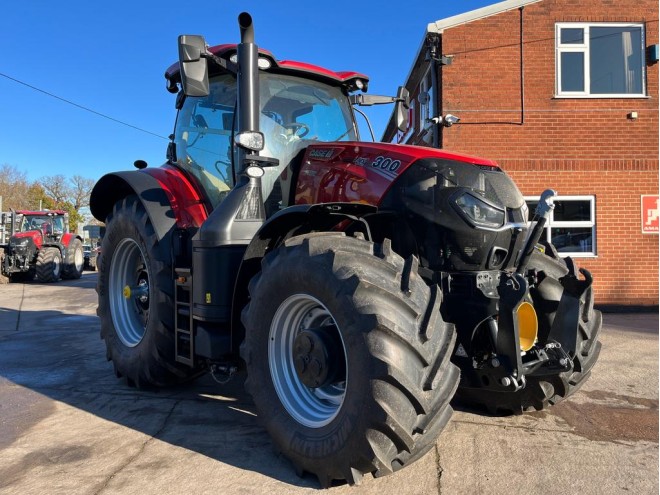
{"left": 432, "top": 34, "right": 442, "bottom": 148}
{"left": 519, "top": 6, "right": 525, "bottom": 125}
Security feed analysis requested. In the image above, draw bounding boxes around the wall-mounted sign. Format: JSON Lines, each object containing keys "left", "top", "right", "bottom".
{"left": 641, "top": 195, "right": 659, "bottom": 234}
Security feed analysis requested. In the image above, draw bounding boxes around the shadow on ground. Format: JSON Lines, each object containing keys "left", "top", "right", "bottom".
{"left": 0, "top": 275, "right": 318, "bottom": 489}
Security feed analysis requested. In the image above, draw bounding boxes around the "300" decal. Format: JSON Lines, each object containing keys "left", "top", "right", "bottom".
{"left": 371, "top": 156, "right": 401, "bottom": 172}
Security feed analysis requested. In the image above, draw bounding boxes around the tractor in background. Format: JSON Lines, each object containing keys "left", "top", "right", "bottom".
{"left": 0, "top": 210, "right": 84, "bottom": 282}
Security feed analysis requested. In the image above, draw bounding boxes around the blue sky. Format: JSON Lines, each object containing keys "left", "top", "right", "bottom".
{"left": 1, "top": 0, "right": 494, "bottom": 183}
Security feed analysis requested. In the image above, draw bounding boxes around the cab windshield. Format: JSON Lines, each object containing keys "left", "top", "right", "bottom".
{"left": 22, "top": 215, "right": 65, "bottom": 235}
{"left": 173, "top": 72, "right": 356, "bottom": 209}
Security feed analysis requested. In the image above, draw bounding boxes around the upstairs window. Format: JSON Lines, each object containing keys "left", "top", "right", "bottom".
{"left": 556, "top": 23, "right": 645, "bottom": 97}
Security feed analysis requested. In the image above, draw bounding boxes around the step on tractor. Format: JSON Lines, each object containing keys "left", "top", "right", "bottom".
{"left": 90, "top": 13, "right": 602, "bottom": 487}
{"left": 0, "top": 210, "right": 85, "bottom": 283}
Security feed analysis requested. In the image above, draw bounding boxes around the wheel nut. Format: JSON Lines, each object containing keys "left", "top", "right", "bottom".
{"left": 501, "top": 377, "right": 511, "bottom": 387}
{"left": 309, "top": 359, "right": 322, "bottom": 378}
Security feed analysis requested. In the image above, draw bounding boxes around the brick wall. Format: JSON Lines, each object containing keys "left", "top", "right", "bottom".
{"left": 439, "top": 0, "right": 659, "bottom": 306}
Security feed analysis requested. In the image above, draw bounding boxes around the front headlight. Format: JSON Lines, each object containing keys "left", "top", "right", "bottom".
{"left": 454, "top": 192, "right": 505, "bottom": 229}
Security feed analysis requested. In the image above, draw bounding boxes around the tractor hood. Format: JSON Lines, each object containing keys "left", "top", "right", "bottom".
{"left": 294, "top": 141, "right": 499, "bottom": 206}
{"left": 294, "top": 141, "right": 527, "bottom": 272}
{"left": 11, "top": 230, "right": 43, "bottom": 247}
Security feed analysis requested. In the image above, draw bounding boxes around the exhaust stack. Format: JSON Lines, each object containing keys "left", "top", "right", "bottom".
{"left": 238, "top": 12, "right": 255, "bottom": 44}
{"left": 236, "top": 11, "right": 259, "bottom": 158}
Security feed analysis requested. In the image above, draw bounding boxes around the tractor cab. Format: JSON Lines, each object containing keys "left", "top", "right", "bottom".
{"left": 19, "top": 213, "right": 66, "bottom": 240}
{"left": 12, "top": 211, "right": 67, "bottom": 244}
{"left": 166, "top": 40, "right": 407, "bottom": 217}
{"left": 171, "top": 70, "right": 358, "bottom": 214}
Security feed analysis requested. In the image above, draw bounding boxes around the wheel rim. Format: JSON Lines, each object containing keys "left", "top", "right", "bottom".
{"left": 74, "top": 247, "right": 84, "bottom": 271}
{"left": 269, "top": 294, "right": 347, "bottom": 428}
{"left": 109, "top": 238, "right": 150, "bottom": 347}
{"left": 52, "top": 254, "right": 61, "bottom": 278}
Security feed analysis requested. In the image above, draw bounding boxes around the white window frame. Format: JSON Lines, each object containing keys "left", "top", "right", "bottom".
{"left": 418, "top": 68, "right": 432, "bottom": 131}
{"left": 555, "top": 22, "right": 646, "bottom": 98}
{"left": 525, "top": 195, "right": 597, "bottom": 258}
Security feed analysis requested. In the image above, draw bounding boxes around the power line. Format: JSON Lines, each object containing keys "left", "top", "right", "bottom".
{"left": 0, "top": 72, "right": 168, "bottom": 140}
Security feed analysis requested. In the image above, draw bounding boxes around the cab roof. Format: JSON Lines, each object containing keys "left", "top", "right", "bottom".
{"left": 16, "top": 210, "right": 67, "bottom": 216}
{"left": 165, "top": 44, "right": 369, "bottom": 92}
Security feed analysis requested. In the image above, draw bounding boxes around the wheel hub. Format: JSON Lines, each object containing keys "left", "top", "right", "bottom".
{"left": 293, "top": 325, "right": 344, "bottom": 388}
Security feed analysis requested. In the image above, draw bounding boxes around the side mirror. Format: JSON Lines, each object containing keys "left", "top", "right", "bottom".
{"left": 395, "top": 86, "right": 410, "bottom": 132}
{"left": 178, "top": 35, "right": 210, "bottom": 97}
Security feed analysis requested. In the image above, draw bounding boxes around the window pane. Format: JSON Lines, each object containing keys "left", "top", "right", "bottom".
{"left": 561, "top": 52, "right": 585, "bottom": 92}
{"left": 526, "top": 200, "right": 538, "bottom": 221}
{"left": 174, "top": 74, "right": 236, "bottom": 207}
{"left": 561, "top": 28, "right": 584, "bottom": 44}
{"left": 551, "top": 227, "right": 594, "bottom": 253}
{"left": 553, "top": 200, "right": 592, "bottom": 221}
{"left": 590, "top": 27, "right": 643, "bottom": 94}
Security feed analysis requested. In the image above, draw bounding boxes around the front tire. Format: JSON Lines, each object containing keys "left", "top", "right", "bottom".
{"left": 0, "top": 248, "right": 9, "bottom": 284}
{"left": 36, "top": 247, "right": 62, "bottom": 282}
{"left": 241, "top": 233, "right": 459, "bottom": 486}
{"left": 97, "top": 195, "right": 197, "bottom": 388}
{"left": 524, "top": 250, "right": 602, "bottom": 410}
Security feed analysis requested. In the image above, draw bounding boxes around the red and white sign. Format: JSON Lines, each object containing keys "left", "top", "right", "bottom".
{"left": 641, "top": 195, "right": 659, "bottom": 234}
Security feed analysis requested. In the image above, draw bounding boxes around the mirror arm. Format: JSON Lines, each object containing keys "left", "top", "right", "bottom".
{"left": 202, "top": 52, "right": 238, "bottom": 74}
{"left": 349, "top": 94, "right": 400, "bottom": 106}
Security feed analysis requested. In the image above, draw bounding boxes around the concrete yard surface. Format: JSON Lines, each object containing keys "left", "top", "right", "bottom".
{"left": 0, "top": 274, "right": 657, "bottom": 494}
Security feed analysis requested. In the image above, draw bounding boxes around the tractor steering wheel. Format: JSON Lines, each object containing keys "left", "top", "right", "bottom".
{"left": 283, "top": 123, "right": 310, "bottom": 138}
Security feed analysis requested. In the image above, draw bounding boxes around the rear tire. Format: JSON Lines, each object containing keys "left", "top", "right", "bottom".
{"left": 97, "top": 195, "right": 198, "bottom": 388}
{"left": 62, "top": 238, "right": 84, "bottom": 279}
{"left": 36, "top": 247, "right": 62, "bottom": 282}
{"left": 241, "top": 233, "right": 459, "bottom": 486}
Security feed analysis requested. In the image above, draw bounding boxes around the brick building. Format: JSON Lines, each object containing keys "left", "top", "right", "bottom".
{"left": 383, "top": 0, "right": 659, "bottom": 307}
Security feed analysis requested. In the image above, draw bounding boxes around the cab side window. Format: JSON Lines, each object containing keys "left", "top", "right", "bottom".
{"left": 174, "top": 74, "right": 237, "bottom": 208}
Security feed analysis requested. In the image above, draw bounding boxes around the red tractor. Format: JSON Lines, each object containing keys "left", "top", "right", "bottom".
{"left": 90, "top": 13, "right": 601, "bottom": 486}
{"left": 0, "top": 210, "right": 84, "bottom": 283}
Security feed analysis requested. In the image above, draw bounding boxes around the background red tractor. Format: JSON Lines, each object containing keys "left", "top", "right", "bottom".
{"left": 0, "top": 210, "right": 84, "bottom": 282}
{"left": 89, "top": 13, "right": 602, "bottom": 487}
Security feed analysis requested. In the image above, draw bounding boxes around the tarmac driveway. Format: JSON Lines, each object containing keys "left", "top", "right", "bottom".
{"left": 0, "top": 274, "right": 657, "bottom": 494}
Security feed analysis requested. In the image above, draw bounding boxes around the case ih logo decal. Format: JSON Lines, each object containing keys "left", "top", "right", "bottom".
{"left": 371, "top": 156, "right": 402, "bottom": 180}
{"left": 309, "top": 148, "right": 336, "bottom": 160}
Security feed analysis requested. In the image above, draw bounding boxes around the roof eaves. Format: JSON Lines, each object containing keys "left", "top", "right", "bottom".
{"left": 428, "top": 0, "right": 542, "bottom": 33}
